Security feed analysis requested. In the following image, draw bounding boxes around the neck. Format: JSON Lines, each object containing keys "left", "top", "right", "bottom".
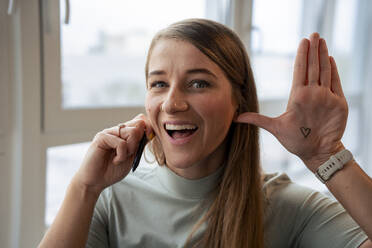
{"left": 167, "top": 139, "right": 227, "bottom": 179}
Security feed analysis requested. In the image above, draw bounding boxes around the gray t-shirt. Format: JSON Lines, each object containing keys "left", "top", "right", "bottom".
{"left": 86, "top": 164, "right": 367, "bottom": 248}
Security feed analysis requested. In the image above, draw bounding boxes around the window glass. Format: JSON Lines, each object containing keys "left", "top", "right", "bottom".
{"left": 251, "top": 0, "right": 359, "bottom": 98}
{"left": 331, "top": 0, "right": 358, "bottom": 94}
{"left": 45, "top": 143, "right": 90, "bottom": 226}
{"left": 60, "top": 0, "right": 206, "bottom": 109}
{"left": 251, "top": 0, "right": 302, "bottom": 99}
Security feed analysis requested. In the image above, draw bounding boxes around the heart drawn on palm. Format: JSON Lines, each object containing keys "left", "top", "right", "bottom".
{"left": 300, "top": 127, "right": 311, "bottom": 138}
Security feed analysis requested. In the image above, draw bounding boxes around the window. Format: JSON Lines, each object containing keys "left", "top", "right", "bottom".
{"left": 45, "top": 143, "right": 89, "bottom": 226}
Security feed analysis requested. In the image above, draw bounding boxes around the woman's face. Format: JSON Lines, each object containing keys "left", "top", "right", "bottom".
{"left": 145, "top": 39, "right": 237, "bottom": 179}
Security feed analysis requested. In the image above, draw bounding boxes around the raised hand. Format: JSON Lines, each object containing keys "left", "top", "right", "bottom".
{"left": 73, "top": 114, "right": 154, "bottom": 194}
{"left": 236, "top": 33, "right": 348, "bottom": 172}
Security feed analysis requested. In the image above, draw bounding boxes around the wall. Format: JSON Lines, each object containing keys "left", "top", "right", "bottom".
{"left": 0, "top": 0, "right": 11, "bottom": 246}
{"left": 0, "top": 1, "right": 45, "bottom": 247}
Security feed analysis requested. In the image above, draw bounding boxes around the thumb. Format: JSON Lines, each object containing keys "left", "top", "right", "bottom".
{"left": 235, "top": 112, "right": 275, "bottom": 133}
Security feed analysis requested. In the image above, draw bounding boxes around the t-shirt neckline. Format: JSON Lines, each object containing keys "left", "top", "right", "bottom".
{"left": 155, "top": 164, "right": 225, "bottom": 199}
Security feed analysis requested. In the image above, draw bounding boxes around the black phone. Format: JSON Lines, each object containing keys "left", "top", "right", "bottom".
{"left": 131, "top": 133, "right": 148, "bottom": 172}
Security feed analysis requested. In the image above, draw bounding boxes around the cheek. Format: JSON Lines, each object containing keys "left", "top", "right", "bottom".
{"left": 145, "top": 92, "right": 157, "bottom": 113}
{"left": 145, "top": 95, "right": 161, "bottom": 132}
{"left": 201, "top": 97, "right": 235, "bottom": 132}
{"left": 144, "top": 99, "right": 152, "bottom": 117}
{"left": 209, "top": 92, "right": 235, "bottom": 116}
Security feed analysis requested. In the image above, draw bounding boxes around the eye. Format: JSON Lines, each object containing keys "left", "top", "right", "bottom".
{"left": 190, "top": 80, "right": 210, "bottom": 89}
{"left": 150, "top": 81, "right": 167, "bottom": 88}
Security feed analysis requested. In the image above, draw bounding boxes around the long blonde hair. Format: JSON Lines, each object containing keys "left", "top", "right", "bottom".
{"left": 145, "top": 19, "right": 264, "bottom": 248}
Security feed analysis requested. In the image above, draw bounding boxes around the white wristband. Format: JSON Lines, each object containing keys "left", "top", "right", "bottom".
{"left": 315, "top": 149, "right": 353, "bottom": 183}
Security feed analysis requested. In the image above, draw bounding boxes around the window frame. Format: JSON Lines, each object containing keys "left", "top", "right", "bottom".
{"left": 0, "top": 0, "right": 11, "bottom": 246}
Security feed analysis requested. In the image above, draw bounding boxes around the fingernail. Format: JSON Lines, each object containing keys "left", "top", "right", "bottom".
{"left": 320, "top": 38, "right": 326, "bottom": 47}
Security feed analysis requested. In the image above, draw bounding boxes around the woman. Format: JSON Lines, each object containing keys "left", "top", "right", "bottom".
{"left": 39, "top": 19, "right": 372, "bottom": 247}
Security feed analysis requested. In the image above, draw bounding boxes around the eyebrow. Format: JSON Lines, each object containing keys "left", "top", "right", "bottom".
{"left": 148, "top": 68, "right": 217, "bottom": 79}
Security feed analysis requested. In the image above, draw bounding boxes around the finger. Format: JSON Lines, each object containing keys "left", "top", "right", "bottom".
{"left": 103, "top": 117, "right": 152, "bottom": 140}
{"left": 116, "top": 119, "right": 145, "bottom": 140}
{"left": 125, "top": 114, "right": 145, "bottom": 126}
{"left": 103, "top": 124, "right": 145, "bottom": 156}
{"left": 293, "top": 38, "right": 309, "bottom": 87}
{"left": 94, "top": 132, "right": 129, "bottom": 166}
{"left": 330, "top": 56, "right": 345, "bottom": 97}
{"left": 99, "top": 123, "right": 130, "bottom": 137}
{"left": 100, "top": 126, "right": 126, "bottom": 138}
{"left": 235, "top": 112, "right": 275, "bottom": 134}
{"left": 135, "top": 114, "right": 155, "bottom": 140}
{"left": 319, "top": 39, "right": 331, "bottom": 88}
{"left": 113, "top": 140, "right": 132, "bottom": 166}
{"left": 307, "top": 33, "right": 320, "bottom": 86}
{"left": 124, "top": 114, "right": 155, "bottom": 139}
{"left": 119, "top": 126, "right": 146, "bottom": 156}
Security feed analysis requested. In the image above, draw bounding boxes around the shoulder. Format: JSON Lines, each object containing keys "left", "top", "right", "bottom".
{"left": 262, "top": 172, "right": 335, "bottom": 232}
{"left": 263, "top": 173, "right": 368, "bottom": 247}
{"left": 262, "top": 172, "right": 342, "bottom": 226}
{"left": 262, "top": 172, "right": 324, "bottom": 208}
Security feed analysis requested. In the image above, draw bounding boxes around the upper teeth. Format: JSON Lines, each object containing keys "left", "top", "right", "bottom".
{"left": 165, "top": 124, "right": 197, "bottom": 130}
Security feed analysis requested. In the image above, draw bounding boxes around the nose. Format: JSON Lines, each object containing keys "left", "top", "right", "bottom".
{"left": 161, "top": 88, "right": 188, "bottom": 114}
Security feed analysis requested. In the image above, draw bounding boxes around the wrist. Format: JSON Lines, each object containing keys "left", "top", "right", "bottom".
{"left": 70, "top": 176, "right": 103, "bottom": 200}
{"left": 302, "top": 143, "right": 345, "bottom": 173}
{"left": 314, "top": 149, "right": 354, "bottom": 183}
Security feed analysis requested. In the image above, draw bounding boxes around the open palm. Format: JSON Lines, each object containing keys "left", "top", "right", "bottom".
{"left": 236, "top": 33, "right": 348, "bottom": 171}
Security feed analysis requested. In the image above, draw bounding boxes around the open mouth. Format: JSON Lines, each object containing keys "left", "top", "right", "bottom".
{"left": 164, "top": 123, "right": 198, "bottom": 139}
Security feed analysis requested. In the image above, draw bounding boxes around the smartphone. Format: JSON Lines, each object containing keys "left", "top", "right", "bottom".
{"left": 131, "top": 133, "right": 148, "bottom": 172}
